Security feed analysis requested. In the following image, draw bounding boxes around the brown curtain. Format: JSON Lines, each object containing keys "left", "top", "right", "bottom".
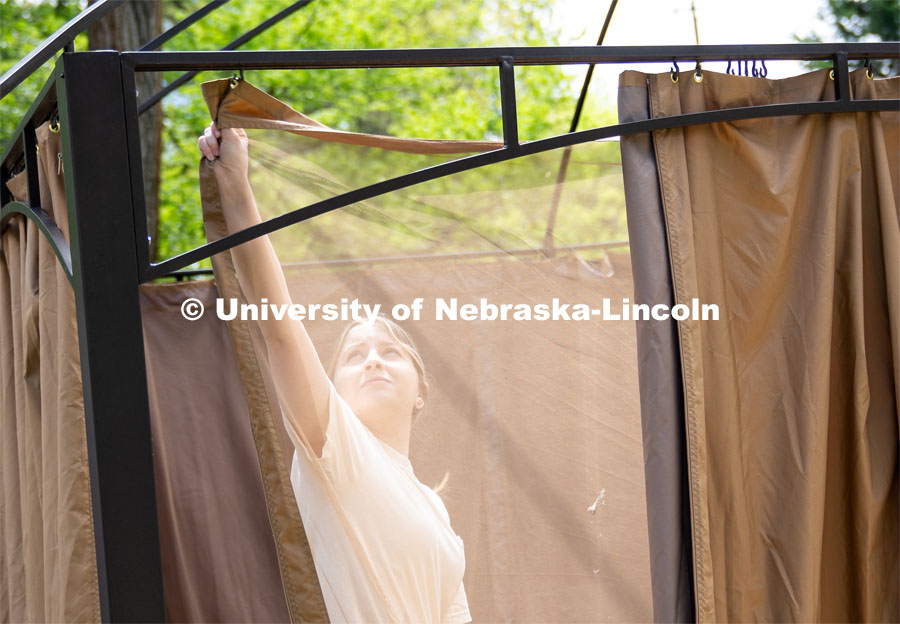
{"left": 619, "top": 75, "right": 694, "bottom": 624}
{"left": 620, "top": 68, "right": 899, "bottom": 622}
{"left": 0, "top": 122, "right": 100, "bottom": 622}
{"left": 196, "top": 78, "right": 652, "bottom": 621}
{"left": 140, "top": 279, "right": 296, "bottom": 622}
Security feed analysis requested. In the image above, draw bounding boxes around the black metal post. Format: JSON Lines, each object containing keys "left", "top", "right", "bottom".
{"left": 834, "top": 51, "right": 851, "bottom": 103}
{"left": 57, "top": 51, "right": 165, "bottom": 623}
{"left": 499, "top": 56, "right": 519, "bottom": 149}
{"left": 119, "top": 62, "right": 152, "bottom": 278}
{"left": 22, "top": 122, "right": 40, "bottom": 207}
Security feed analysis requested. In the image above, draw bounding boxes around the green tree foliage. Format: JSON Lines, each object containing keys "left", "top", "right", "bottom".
{"left": 797, "top": 0, "right": 900, "bottom": 76}
{"left": 0, "top": 0, "right": 89, "bottom": 145}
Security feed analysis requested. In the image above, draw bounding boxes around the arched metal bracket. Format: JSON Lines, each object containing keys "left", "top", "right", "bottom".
{"left": 0, "top": 200, "right": 74, "bottom": 286}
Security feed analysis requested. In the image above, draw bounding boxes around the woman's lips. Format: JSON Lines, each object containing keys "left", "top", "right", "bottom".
{"left": 362, "top": 377, "right": 391, "bottom": 387}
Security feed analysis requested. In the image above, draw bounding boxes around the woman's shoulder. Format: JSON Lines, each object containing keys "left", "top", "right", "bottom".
{"left": 292, "top": 380, "right": 397, "bottom": 484}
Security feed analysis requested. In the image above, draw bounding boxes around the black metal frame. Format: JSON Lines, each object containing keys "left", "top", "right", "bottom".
{"left": 1, "top": 31, "right": 898, "bottom": 624}
{"left": 120, "top": 43, "right": 900, "bottom": 283}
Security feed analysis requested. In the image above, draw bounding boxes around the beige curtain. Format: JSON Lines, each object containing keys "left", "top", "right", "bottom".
{"left": 0, "top": 122, "right": 100, "bottom": 622}
{"left": 621, "top": 68, "right": 899, "bottom": 622}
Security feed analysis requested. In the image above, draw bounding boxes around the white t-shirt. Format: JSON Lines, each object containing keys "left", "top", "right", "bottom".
{"left": 287, "top": 382, "right": 471, "bottom": 623}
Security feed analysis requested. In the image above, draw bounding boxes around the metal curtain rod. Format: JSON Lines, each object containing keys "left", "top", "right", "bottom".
{"left": 138, "top": 0, "right": 316, "bottom": 114}
{"left": 122, "top": 42, "right": 899, "bottom": 71}
{"left": 0, "top": 0, "right": 126, "bottom": 99}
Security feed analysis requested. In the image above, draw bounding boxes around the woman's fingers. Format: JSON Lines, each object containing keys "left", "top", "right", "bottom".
{"left": 198, "top": 122, "right": 220, "bottom": 160}
{"left": 197, "top": 135, "right": 211, "bottom": 160}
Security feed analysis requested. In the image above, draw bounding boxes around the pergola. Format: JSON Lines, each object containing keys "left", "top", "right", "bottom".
{"left": 1, "top": 0, "right": 897, "bottom": 620}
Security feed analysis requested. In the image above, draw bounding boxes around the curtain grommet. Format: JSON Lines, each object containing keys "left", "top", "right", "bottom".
{"left": 693, "top": 70, "right": 703, "bottom": 83}
{"left": 829, "top": 69, "right": 834, "bottom": 81}
{"left": 49, "top": 120, "right": 60, "bottom": 134}
{"left": 229, "top": 76, "right": 240, "bottom": 89}
{"left": 866, "top": 67, "right": 874, "bottom": 79}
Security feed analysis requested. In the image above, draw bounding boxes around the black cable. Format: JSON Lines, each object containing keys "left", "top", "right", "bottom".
{"left": 140, "top": 0, "right": 231, "bottom": 52}
{"left": 569, "top": 0, "right": 619, "bottom": 133}
{"left": 138, "top": 0, "right": 315, "bottom": 114}
{"left": 543, "top": 0, "right": 620, "bottom": 252}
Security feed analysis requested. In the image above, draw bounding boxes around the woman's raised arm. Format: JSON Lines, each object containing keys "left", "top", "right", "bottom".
{"left": 200, "top": 122, "right": 330, "bottom": 457}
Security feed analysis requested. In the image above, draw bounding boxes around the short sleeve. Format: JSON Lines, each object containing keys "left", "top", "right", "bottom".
{"left": 444, "top": 581, "right": 471, "bottom": 624}
{"left": 284, "top": 380, "right": 386, "bottom": 486}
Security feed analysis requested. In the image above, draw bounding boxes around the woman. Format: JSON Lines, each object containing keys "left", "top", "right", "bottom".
{"left": 199, "top": 122, "right": 471, "bottom": 623}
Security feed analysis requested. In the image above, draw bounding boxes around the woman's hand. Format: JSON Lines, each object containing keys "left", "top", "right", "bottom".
{"left": 198, "top": 121, "right": 249, "bottom": 185}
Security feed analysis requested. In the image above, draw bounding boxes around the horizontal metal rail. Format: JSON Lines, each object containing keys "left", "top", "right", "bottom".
{"left": 0, "top": 0, "right": 125, "bottom": 99}
{"left": 0, "top": 201, "right": 74, "bottom": 283}
{"left": 143, "top": 95, "right": 899, "bottom": 282}
{"left": 122, "top": 43, "right": 900, "bottom": 71}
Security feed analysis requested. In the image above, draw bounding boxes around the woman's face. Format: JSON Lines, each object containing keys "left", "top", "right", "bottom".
{"left": 332, "top": 322, "right": 421, "bottom": 423}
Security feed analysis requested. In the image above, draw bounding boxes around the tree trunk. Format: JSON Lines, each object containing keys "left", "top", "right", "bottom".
{"left": 88, "top": 0, "right": 163, "bottom": 262}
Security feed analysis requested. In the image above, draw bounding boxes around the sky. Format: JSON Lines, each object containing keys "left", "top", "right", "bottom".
{"left": 548, "top": 0, "right": 834, "bottom": 97}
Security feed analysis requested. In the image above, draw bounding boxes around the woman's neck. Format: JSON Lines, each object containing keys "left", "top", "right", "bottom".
{"left": 358, "top": 409, "right": 411, "bottom": 457}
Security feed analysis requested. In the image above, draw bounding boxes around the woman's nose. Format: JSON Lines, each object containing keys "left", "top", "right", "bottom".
{"left": 364, "top": 354, "right": 384, "bottom": 370}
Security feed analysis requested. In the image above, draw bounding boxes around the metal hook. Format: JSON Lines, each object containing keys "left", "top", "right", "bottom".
{"left": 229, "top": 72, "right": 242, "bottom": 89}
{"left": 751, "top": 59, "right": 758, "bottom": 77}
{"left": 693, "top": 61, "right": 703, "bottom": 83}
{"left": 670, "top": 60, "right": 679, "bottom": 83}
{"left": 760, "top": 59, "right": 768, "bottom": 78}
